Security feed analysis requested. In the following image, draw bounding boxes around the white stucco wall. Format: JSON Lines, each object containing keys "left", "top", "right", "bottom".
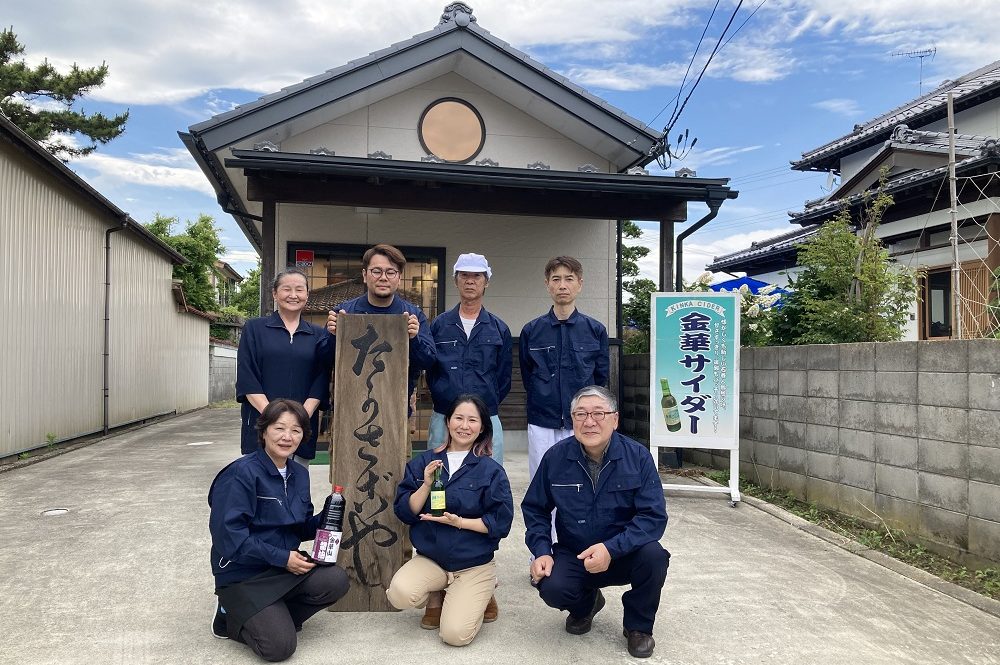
{"left": 276, "top": 204, "right": 616, "bottom": 333}
{"left": 264, "top": 71, "right": 620, "bottom": 333}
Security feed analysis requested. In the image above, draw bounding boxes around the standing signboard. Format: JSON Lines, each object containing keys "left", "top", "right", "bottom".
{"left": 330, "top": 314, "right": 409, "bottom": 611}
{"left": 649, "top": 292, "right": 741, "bottom": 503}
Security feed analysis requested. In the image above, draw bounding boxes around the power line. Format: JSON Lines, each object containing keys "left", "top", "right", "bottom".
{"left": 647, "top": 0, "right": 721, "bottom": 128}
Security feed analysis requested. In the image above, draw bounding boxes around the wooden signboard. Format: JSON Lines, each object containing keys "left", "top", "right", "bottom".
{"left": 329, "top": 314, "right": 409, "bottom": 612}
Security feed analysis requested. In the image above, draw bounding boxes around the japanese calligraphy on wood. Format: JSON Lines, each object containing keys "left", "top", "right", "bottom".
{"left": 330, "top": 314, "right": 409, "bottom": 611}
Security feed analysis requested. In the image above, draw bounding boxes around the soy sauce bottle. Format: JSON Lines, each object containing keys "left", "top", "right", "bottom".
{"left": 311, "top": 485, "right": 344, "bottom": 564}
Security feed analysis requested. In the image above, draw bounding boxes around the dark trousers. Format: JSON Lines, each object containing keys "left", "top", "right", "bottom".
{"left": 537, "top": 541, "right": 669, "bottom": 634}
{"left": 240, "top": 565, "right": 349, "bottom": 662}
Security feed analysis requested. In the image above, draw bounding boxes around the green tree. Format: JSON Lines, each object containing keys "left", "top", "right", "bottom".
{"left": 622, "top": 220, "right": 655, "bottom": 353}
{"left": 771, "top": 181, "right": 918, "bottom": 345}
{"left": 0, "top": 27, "right": 128, "bottom": 160}
{"left": 230, "top": 263, "right": 261, "bottom": 318}
{"left": 685, "top": 273, "right": 780, "bottom": 347}
{"left": 146, "top": 214, "right": 225, "bottom": 313}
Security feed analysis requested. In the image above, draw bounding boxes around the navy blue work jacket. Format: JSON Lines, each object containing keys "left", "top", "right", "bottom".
{"left": 208, "top": 449, "right": 320, "bottom": 588}
{"left": 235, "top": 312, "right": 332, "bottom": 458}
{"left": 519, "top": 308, "right": 610, "bottom": 429}
{"left": 427, "top": 305, "right": 512, "bottom": 416}
{"left": 521, "top": 431, "right": 667, "bottom": 560}
{"left": 337, "top": 295, "right": 436, "bottom": 401}
{"left": 394, "top": 449, "right": 513, "bottom": 572}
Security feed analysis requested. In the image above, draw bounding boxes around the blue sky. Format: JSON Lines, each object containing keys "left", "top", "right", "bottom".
{"left": 7, "top": 0, "right": 1000, "bottom": 282}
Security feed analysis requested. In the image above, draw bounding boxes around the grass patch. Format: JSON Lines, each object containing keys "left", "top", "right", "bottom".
{"left": 705, "top": 470, "right": 1000, "bottom": 601}
{"left": 208, "top": 399, "right": 239, "bottom": 409}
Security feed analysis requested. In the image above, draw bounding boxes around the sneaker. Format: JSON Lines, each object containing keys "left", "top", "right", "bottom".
{"left": 211, "top": 599, "right": 228, "bottom": 639}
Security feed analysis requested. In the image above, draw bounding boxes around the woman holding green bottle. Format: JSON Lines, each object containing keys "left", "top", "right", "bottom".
{"left": 387, "top": 394, "right": 513, "bottom": 646}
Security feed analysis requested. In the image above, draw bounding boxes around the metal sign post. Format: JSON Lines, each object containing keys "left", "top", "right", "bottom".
{"left": 649, "top": 292, "right": 741, "bottom": 504}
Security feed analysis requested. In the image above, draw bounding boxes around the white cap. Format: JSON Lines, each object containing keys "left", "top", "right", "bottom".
{"left": 453, "top": 253, "right": 492, "bottom": 279}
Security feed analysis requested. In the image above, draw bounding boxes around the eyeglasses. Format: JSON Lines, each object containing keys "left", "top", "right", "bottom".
{"left": 367, "top": 268, "right": 400, "bottom": 278}
{"left": 571, "top": 410, "right": 616, "bottom": 422}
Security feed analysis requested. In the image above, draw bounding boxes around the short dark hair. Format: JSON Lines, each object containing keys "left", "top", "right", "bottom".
{"left": 256, "top": 399, "right": 311, "bottom": 446}
{"left": 362, "top": 244, "right": 407, "bottom": 271}
{"left": 272, "top": 267, "right": 310, "bottom": 293}
{"left": 433, "top": 394, "right": 494, "bottom": 458}
{"left": 544, "top": 256, "right": 583, "bottom": 279}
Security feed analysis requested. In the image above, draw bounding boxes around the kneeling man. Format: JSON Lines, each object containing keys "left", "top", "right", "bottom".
{"left": 521, "top": 386, "right": 669, "bottom": 658}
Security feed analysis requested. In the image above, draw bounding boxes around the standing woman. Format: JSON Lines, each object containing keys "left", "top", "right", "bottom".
{"left": 237, "top": 268, "right": 331, "bottom": 462}
{"left": 209, "top": 399, "right": 349, "bottom": 661}
{"left": 387, "top": 394, "right": 513, "bottom": 647}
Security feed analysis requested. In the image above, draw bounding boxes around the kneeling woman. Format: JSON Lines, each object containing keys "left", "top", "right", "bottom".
{"left": 208, "top": 399, "right": 349, "bottom": 662}
{"left": 387, "top": 394, "right": 513, "bottom": 646}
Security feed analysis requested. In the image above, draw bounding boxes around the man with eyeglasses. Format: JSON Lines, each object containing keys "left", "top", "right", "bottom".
{"left": 326, "top": 243, "right": 436, "bottom": 404}
{"left": 426, "top": 253, "right": 512, "bottom": 464}
{"left": 521, "top": 386, "right": 669, "bottom": 659}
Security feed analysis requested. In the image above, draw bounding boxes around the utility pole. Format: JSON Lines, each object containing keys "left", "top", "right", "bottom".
{"left": 947, "top": 92, "right": 963, "bottom": 339}
{"left": 891, "top": 48, "right": 936, "bottom": 95}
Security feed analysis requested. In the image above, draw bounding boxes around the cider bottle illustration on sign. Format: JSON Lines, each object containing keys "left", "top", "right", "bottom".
{"left": 430, "top": 467, "right": 446, "bottom": 516}
{"left": 660, "top": 378, "right": 682, "bottom": 432}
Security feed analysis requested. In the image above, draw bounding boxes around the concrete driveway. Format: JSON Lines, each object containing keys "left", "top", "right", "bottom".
{"left": 1, "top": 408, "right": 998, "bottom": 664}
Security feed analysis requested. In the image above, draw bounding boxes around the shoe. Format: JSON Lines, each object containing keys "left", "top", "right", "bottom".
{"left": 624, "top": 629, "right": 655, "bottom": 658}
{"left": 483, "top": 595, "right": 499, "bottom": 623}
{"left": 564, "top": 590, "right": 605, "bottom": 635}
{"left": 211, "top": 599, "right": 228, "bottom": 640}
{"left": 420, "top": 606, "right": 441, "bottom": 630}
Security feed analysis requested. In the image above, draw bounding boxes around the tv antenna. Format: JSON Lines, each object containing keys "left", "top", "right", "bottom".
{"left": 891, "top": 47, "right": 937, "bottom": 95}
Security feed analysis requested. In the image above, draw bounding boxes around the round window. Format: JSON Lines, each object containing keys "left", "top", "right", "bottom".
{"left": 418, "top": 98, "right": 485, "bottom": 163}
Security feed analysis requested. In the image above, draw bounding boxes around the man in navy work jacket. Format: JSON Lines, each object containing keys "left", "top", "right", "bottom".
{"left": 326, "top": 244, "right": 436, "bottom": 403}
{"left": 427, "top": 253, "right": 513, "bottom": 464}
{"left": 520, "top": 256, "right": 609, "bottom": 480}
{"left": 522, "top": 385, "right": 669, "bottom": 659}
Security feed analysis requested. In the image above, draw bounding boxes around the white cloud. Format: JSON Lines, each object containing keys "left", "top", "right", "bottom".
{"left": 649, "top": 144, "right": 764, "bottom": 173}
{"left": 812, "top": 98, "right": 863, "bottom": 117}
{"left": 624, "top": 221, "right": 795, "bottom": 289}
{"left": 222, "top": 250, "right": 261, "bottom": 265}
{"left": 73, "top": 150, "right": 215, "bottom": 196}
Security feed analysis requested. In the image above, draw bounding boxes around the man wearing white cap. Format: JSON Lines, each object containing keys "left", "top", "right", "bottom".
{"left": 426, "top": 253, "right": 513, "bottom": 464}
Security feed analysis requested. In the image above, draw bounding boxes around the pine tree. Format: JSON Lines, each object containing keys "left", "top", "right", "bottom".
{"left": 622, "top": 220, "right": 656, "bottom": 353}
{"left": 0, "top": 27, "right": 128, "bottom": 160}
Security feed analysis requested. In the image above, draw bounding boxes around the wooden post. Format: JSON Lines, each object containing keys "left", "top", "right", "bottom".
{"left": 659, "top": 219, "right": 675, "bottom": 292}
{"left": 329, "top": 313, "right": 410, "bottom": 612}
{"left": 260, "top": 200, "right": 276, "bottom": 315}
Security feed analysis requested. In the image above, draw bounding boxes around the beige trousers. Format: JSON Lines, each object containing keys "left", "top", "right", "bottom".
{"left": 386, "top": 555, "right": 496, "bottom": 646}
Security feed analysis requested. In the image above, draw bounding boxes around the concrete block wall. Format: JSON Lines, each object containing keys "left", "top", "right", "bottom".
{"left": 621, "top": 340, "right": 1000, "bottom": 567}
{"left": 209, "top": 343, "right": 238, "bottom": 403}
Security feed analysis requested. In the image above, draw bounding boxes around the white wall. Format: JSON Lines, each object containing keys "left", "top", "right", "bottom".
{"left": 268, "top": 71, "right": 620, "bottom": 333}
{"left": 0, "top": 142, "right": 208, "bottom": 457}
{"left": 276, "top": 204, "right": 616, "bottom": 333}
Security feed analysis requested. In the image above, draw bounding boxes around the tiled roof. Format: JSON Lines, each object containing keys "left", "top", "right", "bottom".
{"left": 305, "top": 279, "right": 423, "bottom": 314}
{"left": 792, "top": 59, "right": 1000, "bottom": 171}
{"left": 790, "top": 151, "right": 1000, "bottom": 225}
{"left": 707, "top": 225, "right": 819, "bottom": 271}
{"left": 189, "top": 9, "right": 658, "bottom": 143}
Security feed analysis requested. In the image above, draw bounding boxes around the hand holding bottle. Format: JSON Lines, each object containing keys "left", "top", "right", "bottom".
{"left": 422, "top": 459, "right": 444, "bottom": 486}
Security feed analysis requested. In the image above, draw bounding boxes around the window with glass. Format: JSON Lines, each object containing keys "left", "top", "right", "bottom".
{"left": 286, "top": 243, "right": 445, "bottom": 450}
{"left": 923, "top": 269, "right": 952, "bottom": 339}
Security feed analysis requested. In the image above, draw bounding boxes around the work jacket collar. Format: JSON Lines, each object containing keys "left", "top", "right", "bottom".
{"left": 264, "top": 310, "right": 314, "bottom": 335}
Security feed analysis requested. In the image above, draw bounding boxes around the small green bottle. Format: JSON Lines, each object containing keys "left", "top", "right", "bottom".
{"left": 660, "top": 378, "right": 682, "bottom": 432}
{"left": 430, "top": 467, "right": 446, "bottom": 516}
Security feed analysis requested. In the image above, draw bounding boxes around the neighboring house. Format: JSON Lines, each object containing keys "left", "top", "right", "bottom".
{"left": 0, "top": 114, "right": 211, "bottom": 459}
{"left": 708, "top": 225, "right": 818, "bottom": 287}
{"left": 212, "top": 260, "right": 243, "bottom": 308}
{"left": 710, "top": 59, "right": 1000, "bottom": 341}
{"left": 181, "top": 3, "right": 737, "bottom": 444}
